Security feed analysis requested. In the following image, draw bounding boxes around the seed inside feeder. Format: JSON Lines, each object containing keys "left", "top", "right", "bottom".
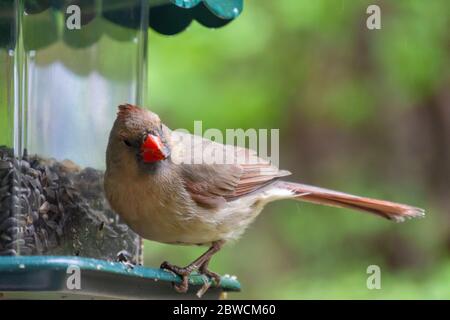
{"left": 0, "top": 146, "right": 142, "bottom": 264}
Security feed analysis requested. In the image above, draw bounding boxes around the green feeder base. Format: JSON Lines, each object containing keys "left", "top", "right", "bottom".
{"left": 0, "top": 256, "right": 241, "bottom": 299}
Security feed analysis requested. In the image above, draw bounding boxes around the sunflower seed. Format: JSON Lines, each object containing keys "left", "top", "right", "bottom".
{"left": 0, "top": 161, "right": 12, "bottom": 170}
{"left": 0, "top": 249, "right": 17, "bottom": 255}
{"left": 0, "top": 146, "right": 141, "bottom": 264}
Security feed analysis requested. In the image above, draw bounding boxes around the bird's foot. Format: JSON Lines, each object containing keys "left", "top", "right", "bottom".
{"left": 199, "top": 264, "right": 221, "bottom": 287}
{"left": 160, "top": 261, "right": 192, "bottom": 293}
{"left": 160, "top": 260, "right": 222, "bottom": 296}
{"left": 196, "top": 265, "right": 222, "bottom": 298}
{"left": 159, "top": 241, "right": 225, "bottom": 296}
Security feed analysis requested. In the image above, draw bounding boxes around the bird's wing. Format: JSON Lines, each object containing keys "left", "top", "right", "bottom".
{"left": 170, "top": 131, "right": 291, "bottom": 209}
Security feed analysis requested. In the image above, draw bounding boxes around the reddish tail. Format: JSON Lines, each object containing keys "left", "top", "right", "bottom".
{"left": 277, "top": 181, "right": 425, "bottom": 222}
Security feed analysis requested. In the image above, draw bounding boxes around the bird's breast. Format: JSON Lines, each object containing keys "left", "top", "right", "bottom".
{"left": 105, "top": 165, "right": 295, "bottom": 245}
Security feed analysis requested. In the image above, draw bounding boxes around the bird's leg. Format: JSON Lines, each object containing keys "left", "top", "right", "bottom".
{"left": 193, "top": 255, "right": 225, "bottom": 298}
{"left": 160, "top": 240, "right": 224, "bottom": 293}
{"left": 198, "top": 257, "right": 221, "bottom": 286}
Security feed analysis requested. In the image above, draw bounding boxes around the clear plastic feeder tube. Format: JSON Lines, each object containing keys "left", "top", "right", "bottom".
{"left": 0, "top": 0, "right": 149, "bottom": 262}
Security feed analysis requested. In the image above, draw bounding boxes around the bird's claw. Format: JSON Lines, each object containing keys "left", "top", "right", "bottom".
{"left": 196, "top": 268, "right": 221, "bottom": 298}
{"left": 160, "top": 261, "right": 189, "bottom": 275}
{"left": 174, "top": 275, "right": 189, "bottom": 293}
{"left": 199, "top": 267, "right": 221, "bottom": 287}
{"left": 160, "top": 261, "right": 191, "bottom": 293}
{"left": 160, "top": 260, "right": 221, "bottom": 296}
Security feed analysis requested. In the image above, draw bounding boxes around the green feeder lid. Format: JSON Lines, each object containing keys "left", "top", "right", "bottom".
{"left": 150, "top": 0, "right": 243, "bottom": 35}
{"left": 0, "top": 0, "right": 243, "bottom": 49}
{"left": 172, "top": 0, "right": 242, "bottom": 19}
{"left": 0, "top": 256, "right": 241, "bottom": 299}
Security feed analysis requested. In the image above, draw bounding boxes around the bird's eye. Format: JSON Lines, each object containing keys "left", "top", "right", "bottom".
{"left": 123, "top": 140, "right": 132, "bottom": 147}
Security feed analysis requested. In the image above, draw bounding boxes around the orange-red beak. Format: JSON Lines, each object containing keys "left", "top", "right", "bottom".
{"left": 140, "top": 133, "right": 169, "bottom": 163}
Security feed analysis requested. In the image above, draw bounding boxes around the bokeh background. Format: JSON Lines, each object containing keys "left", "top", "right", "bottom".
{"left": 145, "top": 0, "right": 450, "bottom": 299}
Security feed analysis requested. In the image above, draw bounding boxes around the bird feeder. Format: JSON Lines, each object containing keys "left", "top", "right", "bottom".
{"left": 0, "top": 0, "right": 242, "bottom": 299}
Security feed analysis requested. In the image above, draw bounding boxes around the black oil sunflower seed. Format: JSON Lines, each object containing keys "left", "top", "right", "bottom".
{"left": 0, "top": 146, "right": 141, "bottom": 264}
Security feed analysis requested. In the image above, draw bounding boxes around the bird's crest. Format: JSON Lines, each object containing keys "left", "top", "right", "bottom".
{"left": 117, "top": 103, "right": 144, "bottom": 119}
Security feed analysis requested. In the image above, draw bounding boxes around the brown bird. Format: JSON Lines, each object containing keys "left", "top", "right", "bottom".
{"left": 104, "top": 104, "right": 424, "bottom": 294}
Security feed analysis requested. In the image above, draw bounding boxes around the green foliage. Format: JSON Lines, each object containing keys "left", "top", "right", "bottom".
{"left": 374, "top": 0, "right": 449, "bottom": 103}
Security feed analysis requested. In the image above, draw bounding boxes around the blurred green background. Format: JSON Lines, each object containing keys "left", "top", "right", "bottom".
{"left": 144, "top": 0, "right": 450, "bottom": 299}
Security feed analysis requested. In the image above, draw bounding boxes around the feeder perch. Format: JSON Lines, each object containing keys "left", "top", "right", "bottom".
{"left": 0, "top": 256, "right": 240, "bottom": 299}
{"left": 0, "top": 0, "right": 243, "bottom": 299}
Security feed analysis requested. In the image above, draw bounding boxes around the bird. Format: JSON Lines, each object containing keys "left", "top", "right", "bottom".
{"left": 104, "top": 104, "right": 425, "bottom": 294}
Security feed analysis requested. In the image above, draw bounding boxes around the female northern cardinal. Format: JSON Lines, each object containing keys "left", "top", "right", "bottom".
{"left": 105, "top": 104, "right": 424, "bottom": 294}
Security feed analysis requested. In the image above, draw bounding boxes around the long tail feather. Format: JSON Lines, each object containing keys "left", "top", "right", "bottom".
{"left": 276, "top": 181, "right": 425, "bottom": 222}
